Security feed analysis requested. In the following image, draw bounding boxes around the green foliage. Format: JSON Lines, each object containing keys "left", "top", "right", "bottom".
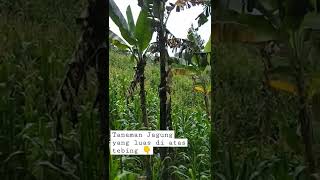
{"left": 109, "top": 0, "right": 153, "bottom": 54}
{"left": 134, "top": 9, "right": 153, "bottom": 52}
{"left": 204, "top": 35, "right": 211, "bottom": 53}
{"left": 109, "top": 50, "right": 210, "bottom": 179}
{"left": 126, "top": 6, "right": 136, "bottom": 33}
{"left": 0, "top": 1, "right": 103, "bottom": 179}
{"left": 213, "top": 38, "right": 320, "bottom": 178}
{"left": 214, "top": 1, "right": 320, "bottom": 176}
{"left": 109, "top": 0, "right": 136, "bottom": 45}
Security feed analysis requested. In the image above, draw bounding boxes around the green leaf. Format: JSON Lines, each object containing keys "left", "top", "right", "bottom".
{"left": 189, "top": 168, "right": 196, "bottom": 180}
{"left": 196, "top": 12, "right": 209, "bottom": 27}
{"left": 204, "top": 35, "right": 211, "bottom": 53}
{"left": 109, "top": 0, "right": 136, "bottom": 45}
{"left": 134, "top": 9, "right": 153, "bottom": 51}
{"left": 109, "top": 30, "right": 125, "bottom": 43}
{"left": 111, "top": 39, "right": 130, "bottom": 50}
{"left": 207, "top": 84, "right": 212, "bottom": 94}
{"left": 130, "top": 54, "right": 136, "bottom": 62}
{"left": 204, "top": 35, "right": 211, "bottom": 64}
{"left": 126, "top": 5, "right": 136, "bottom": 32}
{"left": 114, "top": 170, "right": 138, "bottom": 180}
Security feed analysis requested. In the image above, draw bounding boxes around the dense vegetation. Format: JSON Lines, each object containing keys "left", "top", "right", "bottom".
{"left": 213, "top": 0, "right": 320, "bottom": 179}
{"left": 109, "top": 50, "right": 210, "bottom": 179}
{"left": 0, "top": 0, "right": 106, "bottom": 179}
{"left": 2, "top": 0, "right": 320, "bottom": 180}
{"left": 1, "top": 0, "right": 211, "bottom": 179}
{"left": 109, "top": 0, "right": 211, "bottom": 179}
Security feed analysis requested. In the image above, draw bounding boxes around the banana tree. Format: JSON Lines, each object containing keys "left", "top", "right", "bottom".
{"left": 109, "top": 1, "right": 154, "bottom": 179}
{"left": 214, "top": 0, "right": 320, "bottom": 176}
{"left": 109, "top": 0, "right": 153, "bottom": 128}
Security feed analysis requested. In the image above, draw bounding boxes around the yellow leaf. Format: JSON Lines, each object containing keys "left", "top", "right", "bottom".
{"left": 268, "top": 80, "right": 297, "bottom": 95}
{"left": 194, "top": 85, "right": 205, "bottom": 94}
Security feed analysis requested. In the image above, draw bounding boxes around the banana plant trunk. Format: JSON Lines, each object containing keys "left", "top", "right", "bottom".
{"left": 158, "top": 3, "right": 169, "bottom": 179}
{"left": 137, "top": 54, "right": 152, "bottom": 179}
{"left": 138, "top": 55, "right": 148, "bottom": 127}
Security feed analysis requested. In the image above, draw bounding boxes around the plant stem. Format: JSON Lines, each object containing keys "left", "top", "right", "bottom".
{"left": 139, "top": 56, "right": 148, "bottom": 127}
{"left": 157, "top": 1, "right": 169, "bottom": 179}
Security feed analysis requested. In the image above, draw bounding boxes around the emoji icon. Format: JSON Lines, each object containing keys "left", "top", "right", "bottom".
{"left": 144, "top": 146, "right": 150, "bottom": 154}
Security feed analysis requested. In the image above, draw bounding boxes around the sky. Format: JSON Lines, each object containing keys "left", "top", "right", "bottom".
{"left": 109, "top": 0, "right": 211, "bottom": 55}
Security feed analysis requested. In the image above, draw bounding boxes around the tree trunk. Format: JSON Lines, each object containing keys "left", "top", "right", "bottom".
{"left": 139, "top": 58, "right": 148, "bottom": 127}
{"left": 137, "top": 55, "right": 152, "bottom": 180}
{"left": 158, "top": 3, "right": 169, "bottom": 179}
